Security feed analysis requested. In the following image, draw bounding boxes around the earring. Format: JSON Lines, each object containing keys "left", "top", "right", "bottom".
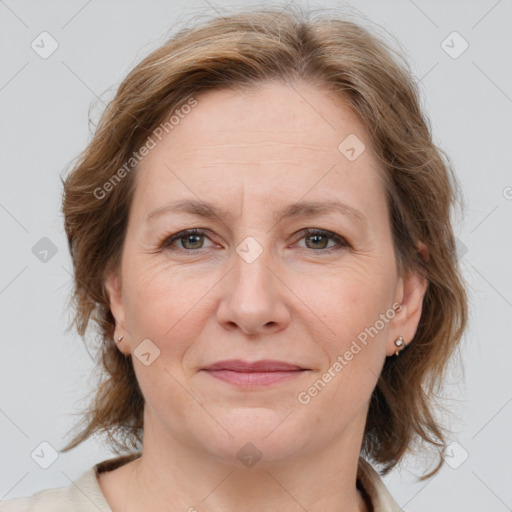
{"left": 394, "top": 336, "right": 405, "bottom": 356}
{"left": 116, "top": 335, "right": 124, "bottom": 343}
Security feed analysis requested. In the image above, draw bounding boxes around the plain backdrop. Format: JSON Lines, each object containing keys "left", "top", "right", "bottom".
{"left": 1, "top": 0, "right": 511, "bottom": 510}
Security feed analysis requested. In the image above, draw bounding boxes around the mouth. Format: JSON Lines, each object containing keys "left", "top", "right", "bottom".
{"left": 200, "top": 359, "right": 309, "bottom": 389}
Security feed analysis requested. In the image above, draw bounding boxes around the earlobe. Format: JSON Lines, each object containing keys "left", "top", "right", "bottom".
{"left": 105, "top": 271, "right": 127, "bottom": 340}
{"left": 387, "top": 242, "right": 429, "bottom": 357}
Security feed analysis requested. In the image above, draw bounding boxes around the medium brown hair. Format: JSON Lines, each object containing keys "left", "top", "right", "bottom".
{"left": 60, "top": 4, "right": 468, "bottom": 477}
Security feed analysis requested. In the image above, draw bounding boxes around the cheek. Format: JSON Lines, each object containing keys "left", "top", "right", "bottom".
{"left": 298, "top": 273, "right": 394, "bottom": 422}
{"left": 121, "top": 260, "right": 214, "bottom": 427}
{"left": 122, "top": 252, "right": 210, "bottom": 337}
{"left": 301, "top": 278, "right": 394, "bottom": 423}
{"left": 309, "top": 259, "right": 395, "bottom": 347}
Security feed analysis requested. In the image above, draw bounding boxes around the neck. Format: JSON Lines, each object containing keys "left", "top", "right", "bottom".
{"left": 120, "top": 411, "right": 369, "bottom": 512}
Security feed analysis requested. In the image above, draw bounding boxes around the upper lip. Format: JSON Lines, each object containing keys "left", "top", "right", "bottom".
{"left": 202, "top": 359, "right": 306, "bottom": 372}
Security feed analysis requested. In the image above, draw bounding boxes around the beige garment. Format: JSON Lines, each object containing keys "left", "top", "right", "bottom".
{"left": 0, "top": 454, "right": 401, "bottom": 512}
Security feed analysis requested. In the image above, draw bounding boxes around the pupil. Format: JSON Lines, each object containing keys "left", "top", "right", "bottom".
{"left": 307, "top": 234, "right": 327, "bottom": 249}
{"left": 184, "top": 234, "right": 202, "bottom": 249}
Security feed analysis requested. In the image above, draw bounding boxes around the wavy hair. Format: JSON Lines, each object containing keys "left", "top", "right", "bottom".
{"left": 60, "top": 4, "right": 468, "bottom": 478}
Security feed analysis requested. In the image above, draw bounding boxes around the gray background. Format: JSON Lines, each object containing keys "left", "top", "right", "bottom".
{"left": 1, "top": 0, "right": 511, "bottom": 510}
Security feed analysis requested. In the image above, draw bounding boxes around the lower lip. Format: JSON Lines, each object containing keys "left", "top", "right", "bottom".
{"left": 203, "top": 369, "right": 305, "bottom": 388}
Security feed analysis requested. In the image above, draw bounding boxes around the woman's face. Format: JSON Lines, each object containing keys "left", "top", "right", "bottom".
{"left": 106, "top": 81, "right": 427, "bottom": 466}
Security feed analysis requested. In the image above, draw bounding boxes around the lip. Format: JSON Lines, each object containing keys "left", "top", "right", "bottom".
{"left": 201, "top": 359, "right": 308, "bottom": 389}
{"left": 202, "top": 359, "right": 305, "bottom": 372}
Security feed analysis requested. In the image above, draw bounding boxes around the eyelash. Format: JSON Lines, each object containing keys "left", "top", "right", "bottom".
{"left": 159, "top": 228, "right": 350, "bottom": 254}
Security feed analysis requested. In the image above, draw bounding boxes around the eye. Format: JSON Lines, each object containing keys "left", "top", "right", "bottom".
{"left": 160, "top": 229, "right": 216, "bottom": 251}
{"left": 295, "top": 228, "right": 349, "bottom": 252}
{"left": 159, "top": 228, "right": 350, "bottom": 254}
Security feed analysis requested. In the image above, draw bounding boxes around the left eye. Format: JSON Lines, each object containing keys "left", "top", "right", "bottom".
{"left": 295, "top": 229, "right": 349, "bottom": 251}
{"left": 160, "top": 228, "right": 349, "bottom": 252}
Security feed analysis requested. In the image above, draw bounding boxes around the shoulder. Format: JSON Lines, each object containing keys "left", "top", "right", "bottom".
{"left": 357, "top": 457, "right": 402, "bottom": 512}
{"left": 0, "top": 454, "right": 140, "bottom": 512}
{"left": 0, "top": 467, "right": 111, "bottom": 512}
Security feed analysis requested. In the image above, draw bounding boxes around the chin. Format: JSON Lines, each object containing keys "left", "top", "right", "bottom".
{"left": 197, "top": 410, "right": 309, "bottom": 467}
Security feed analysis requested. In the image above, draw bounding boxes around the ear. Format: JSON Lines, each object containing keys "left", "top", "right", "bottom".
{"left": 105, "top": 271, "right": 130, "bottom": 355}
{"left": 386, "top": 242, "right": 429, "bottom": 356}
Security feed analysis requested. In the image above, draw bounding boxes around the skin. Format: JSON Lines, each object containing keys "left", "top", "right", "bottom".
{"left": 100, "top": 80, "right": 428, "bottom": 512}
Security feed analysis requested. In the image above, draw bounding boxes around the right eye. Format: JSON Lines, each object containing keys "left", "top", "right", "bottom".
{"left": 160, "top": 229, "right": 216, "bottom": 251}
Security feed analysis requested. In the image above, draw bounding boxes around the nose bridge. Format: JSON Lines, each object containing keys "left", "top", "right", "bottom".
{"left": 232, "top": 232, "right": 275, "bottom": 301}
{"left": 216, "top": 231, "right": 290, "bottom": 335}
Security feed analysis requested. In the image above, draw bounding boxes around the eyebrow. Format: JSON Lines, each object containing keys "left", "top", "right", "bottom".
{"left": 146, "top": 199, "right": 367, "bottom": 225}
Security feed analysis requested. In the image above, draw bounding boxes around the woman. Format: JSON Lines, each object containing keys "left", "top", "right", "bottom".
{"left": 1, "top": 5, "right": 467, "bottom": 511}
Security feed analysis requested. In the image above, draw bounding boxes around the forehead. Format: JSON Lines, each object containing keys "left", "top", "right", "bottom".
{"left": 133, "top": 80, "right": 386, "bottom": 216}
{"left": 153, "top": 81, "right": 374, "bottom": 157}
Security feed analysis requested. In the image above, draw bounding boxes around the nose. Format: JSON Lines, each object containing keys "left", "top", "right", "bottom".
{"left": 216, "top": 242, "right": 291, "bottom": 336}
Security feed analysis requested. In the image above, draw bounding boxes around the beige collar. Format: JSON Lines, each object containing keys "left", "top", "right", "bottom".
{"left": 63, "top": 454, "right": 401, "bottom": 512}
